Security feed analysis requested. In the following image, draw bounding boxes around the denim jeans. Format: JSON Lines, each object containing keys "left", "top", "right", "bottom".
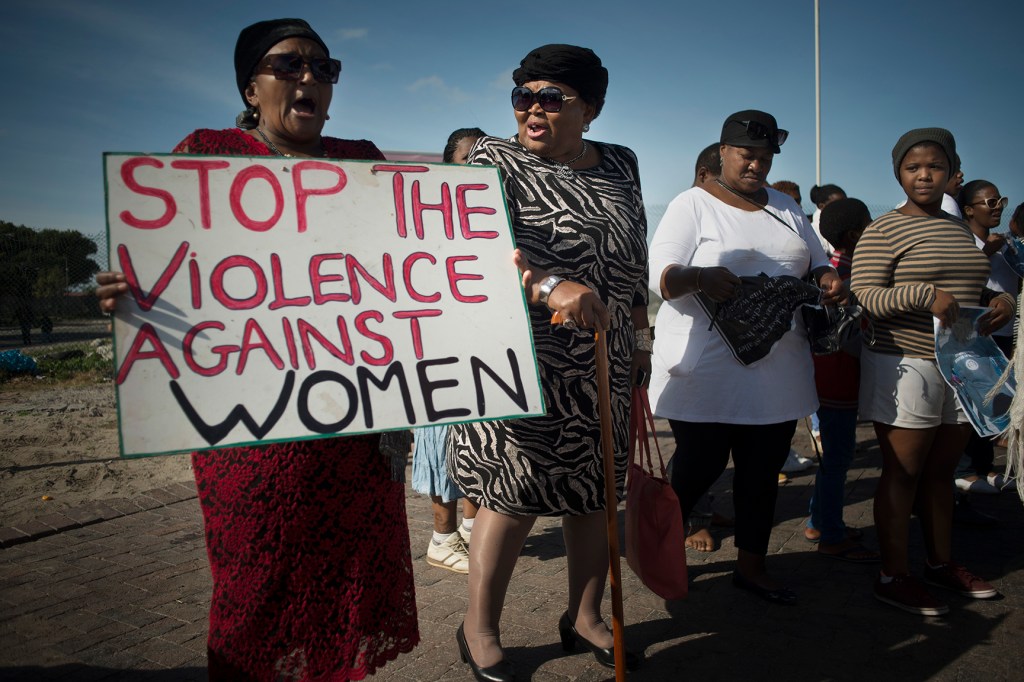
{"left": 807, "top": 407, "right": 858, "bottom": 544}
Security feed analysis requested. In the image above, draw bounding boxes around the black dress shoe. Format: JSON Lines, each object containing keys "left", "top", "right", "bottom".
{"left": 558, "top": 611, "right": 641, "bottom": 671}
{"left": 732, "top": 571, "right": 797, "bottom": 605}
{"left": 456, "top": 623, "right": 516, "bottom": 682}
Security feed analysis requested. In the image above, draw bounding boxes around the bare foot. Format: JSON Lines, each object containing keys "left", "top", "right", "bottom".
{"left": 685, "top": 527, "right": 715, "bottom": 552}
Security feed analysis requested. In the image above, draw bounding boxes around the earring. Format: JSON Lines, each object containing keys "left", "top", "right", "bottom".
{"left": 326, "top": 113, "right": 330, "bottom": 120}
{"left": 235, "top": 106, "right": 259, "bottom": 130}
{"left": 583, "top": 123, "right": 590, "bottom": 133}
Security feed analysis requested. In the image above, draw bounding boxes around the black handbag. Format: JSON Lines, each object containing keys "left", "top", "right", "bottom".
{"left": 801, "top": 303, "right": 863, "bottom": 355}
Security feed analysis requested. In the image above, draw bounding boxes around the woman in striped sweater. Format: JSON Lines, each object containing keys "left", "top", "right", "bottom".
{"left": 852, "top": 128, "right": 1014, "bottom": 616}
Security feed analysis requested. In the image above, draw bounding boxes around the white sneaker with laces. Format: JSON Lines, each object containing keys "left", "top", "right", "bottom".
{"left": 426, "top": 532, "right": 470, "bottom": 573}
{"left": 781, "top": 449, "right": 813, "bottom": 473}
{"left": 458, "top": 525, "right": 472, "bottom": 544}
{"left": 987, "top": 473, "right": 1015, "bottom": 491}
{"left": 954, "top": 477, "right": 999, "bottom": 494}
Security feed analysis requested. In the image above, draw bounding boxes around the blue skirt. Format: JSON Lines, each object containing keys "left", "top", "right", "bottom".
{"left": 411, "top": 425, "right": 463, "bottom": 503}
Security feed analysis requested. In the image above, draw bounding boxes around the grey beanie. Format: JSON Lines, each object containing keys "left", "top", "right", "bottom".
{"left": 891, "top": 128, "right": 957, "bottom": 179}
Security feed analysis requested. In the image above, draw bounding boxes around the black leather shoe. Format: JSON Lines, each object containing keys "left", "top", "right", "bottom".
{"left": 558, "top": 611, "right": 641, "bottom": 671}
{"left": 732, "top": 571, "right": 797, "bottom": 605}
{"left": 456, "top": 623, "right": 516, "bottom": 682}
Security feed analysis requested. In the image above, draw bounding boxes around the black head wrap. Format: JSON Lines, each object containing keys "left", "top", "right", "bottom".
{"left": 721, "top": 110, "right": 784, "bottom": 153}
{"left": 233, "top": 18, "right": 330, "bottom": 128}
{"left": 512, "top": 44, "right": 608, "bottom": 117}
{"left": 891, "top": 128, "right": 957, "bottom": 179}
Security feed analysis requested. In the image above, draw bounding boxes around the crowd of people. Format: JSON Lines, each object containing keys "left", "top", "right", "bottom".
{"left": 94, "top": 16, "right": 1022, "bottom": 681}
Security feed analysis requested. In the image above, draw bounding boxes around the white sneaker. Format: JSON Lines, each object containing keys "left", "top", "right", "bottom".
{"left": 954, "top": 477, "right": 1000, "bottom": 495}
{"left": 780, "top": 449, "right": 813, "bottom": 473}
{"left": 426, "top": 533, "right": 470, "bottom": 573}
{"left": 458, "top": 524, "right": 472, "bottom": 544}
{"left": 986, "top": 474, "right": 1015, "bottom": 491}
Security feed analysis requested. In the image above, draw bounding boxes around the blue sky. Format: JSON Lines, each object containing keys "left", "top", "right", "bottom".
{"left": 3, "top": 0, "right": 1022, "bottom": 244}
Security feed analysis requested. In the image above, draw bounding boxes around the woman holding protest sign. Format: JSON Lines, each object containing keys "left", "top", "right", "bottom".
{"left": 853, "top": 129, "right": 1013, "bottom": 616}
{"left": 446, "top": 44, "right": 649, "bottom": 679}
{"left": 94, "top": 18, "right": 417, "bottom": 681}
{"left": 647, "top": 110, "right": 843, "bottom": 606}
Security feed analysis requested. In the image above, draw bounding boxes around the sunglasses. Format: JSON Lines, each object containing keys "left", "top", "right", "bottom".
{"left": 256, "top": 54, "right": 342, "bottom": 84}
{"left": 511, "top": 86, "right": 577, "bottom": 113}
{"left": 739, "top": 120, "right": 789, "bottom": 147}
{"left": 970, "top": 196, "right": 1009, "bottom": 210}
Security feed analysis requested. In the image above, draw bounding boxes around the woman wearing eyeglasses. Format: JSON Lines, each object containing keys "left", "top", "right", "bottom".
{"left": 446, "top": 44, "right": 649, "bottom": 680}
{"left": 853, "top": 129, "right": 1013, "bottom": 616}
{"left": 647, "top": 110, "right": 843, "bottom": 606}
{"left": 954, "top": 180, "right": 1016, "bottom": 493}
{"left": 94, "top": 19, "right": 418, "bottom": 680}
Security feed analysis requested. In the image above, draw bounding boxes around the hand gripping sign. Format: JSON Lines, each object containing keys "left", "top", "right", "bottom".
{"left": 105, "top": 154, "right": 544, "bottom": 457}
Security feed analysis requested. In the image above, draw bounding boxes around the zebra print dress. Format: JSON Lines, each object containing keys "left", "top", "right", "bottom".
{"left": 447, "top": 136, "right": 649, "bottom": 516}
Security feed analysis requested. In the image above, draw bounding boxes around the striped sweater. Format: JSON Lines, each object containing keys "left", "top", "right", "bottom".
{"left": 851, "top": 210, "right": 1014, "bottom": 358}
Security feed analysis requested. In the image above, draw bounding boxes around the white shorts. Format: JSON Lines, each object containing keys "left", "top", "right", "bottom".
{"left": 859, "top": 349, "right": 967, "bottom": 428}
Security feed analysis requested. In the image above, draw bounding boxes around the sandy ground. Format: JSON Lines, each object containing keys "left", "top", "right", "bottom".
{"left": 0, "top": 379, "right": 195, "bottom": 528}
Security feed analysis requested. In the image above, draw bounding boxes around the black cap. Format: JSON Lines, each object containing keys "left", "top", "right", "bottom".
{"left": 721, "top": 109, "right": 784, "bottom": 153}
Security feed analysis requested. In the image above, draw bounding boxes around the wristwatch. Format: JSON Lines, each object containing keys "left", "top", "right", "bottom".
{"left": 538, "top": 275, "right": 566, "bottom": 306}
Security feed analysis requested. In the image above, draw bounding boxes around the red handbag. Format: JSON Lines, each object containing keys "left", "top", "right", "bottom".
{"left": 625, "top": 386, "right": 689, "bottom": 600}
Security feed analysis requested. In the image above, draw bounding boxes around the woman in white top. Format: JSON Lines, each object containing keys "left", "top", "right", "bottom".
{"left": 648, "top": 110, "right": 842, "bottom": 605}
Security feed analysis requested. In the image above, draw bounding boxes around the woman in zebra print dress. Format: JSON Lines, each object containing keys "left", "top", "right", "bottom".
{"left": 447, "top": 44, "right": 649, "bottom": 679}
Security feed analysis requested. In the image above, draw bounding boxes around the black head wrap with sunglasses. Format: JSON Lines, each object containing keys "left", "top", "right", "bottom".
{"left": 512, "top": 44, "right": 608, "bottom": 117}
{"left": 233, "top": 18, "right": 331, "bottom": 129}
{"left": 720, "top": 110, "right": 787, "bottom": 153}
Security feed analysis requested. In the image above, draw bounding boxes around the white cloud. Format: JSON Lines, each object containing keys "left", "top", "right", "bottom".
{"left": 490, "top": 70, "right": 514, "bottom": 90}
{"left": 407, "top": 75, "right": 470, "bottom": 103}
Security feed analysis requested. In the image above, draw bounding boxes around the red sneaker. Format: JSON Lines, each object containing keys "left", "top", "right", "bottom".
{"left": 874, "top": 574, "right": 948, "bottom": 616}
{"left": 923, "top": 563, "right": 999, "bottom": 599}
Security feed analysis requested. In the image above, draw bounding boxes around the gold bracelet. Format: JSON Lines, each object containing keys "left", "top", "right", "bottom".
{"left": 635, "top": 327, "right": 654, "bottom": 353}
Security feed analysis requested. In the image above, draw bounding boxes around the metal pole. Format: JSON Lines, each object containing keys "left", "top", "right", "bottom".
{"left": 815, "top": 0, "right": 821, "bottom": 185}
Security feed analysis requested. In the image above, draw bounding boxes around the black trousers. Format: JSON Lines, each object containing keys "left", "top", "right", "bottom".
{"left": 668, "top": 419, "right": 796, "bottom": 555}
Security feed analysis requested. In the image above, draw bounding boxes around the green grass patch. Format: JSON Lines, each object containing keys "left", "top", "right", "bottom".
{"left": 0, "top": 343, "right": 114, "bottom": 385}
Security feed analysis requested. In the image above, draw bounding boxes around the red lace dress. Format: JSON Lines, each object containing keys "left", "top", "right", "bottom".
{"left": 173, "top": 129, "right": 419, "bottom": 681}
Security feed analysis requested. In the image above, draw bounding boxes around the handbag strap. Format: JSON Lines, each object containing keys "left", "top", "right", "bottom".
{"left": 630, "top": 386, "right": 667, "bottom": 478}
{"left": 714, "top": 178, "right": 814, "bottom": 276}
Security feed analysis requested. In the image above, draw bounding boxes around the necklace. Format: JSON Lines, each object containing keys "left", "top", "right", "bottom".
{"left": 254, "top": 127, "right": 325, "bottom": 158}
{"left": 551, "top": 141, "right": 588, "bottom": 180}
{"left": 254, "top": 127, "right": 290, "bottom": 156}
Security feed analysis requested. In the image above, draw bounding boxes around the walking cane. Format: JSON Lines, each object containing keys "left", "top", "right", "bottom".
{"left": 553, "top": 313, "right": 628, "bottom": 680}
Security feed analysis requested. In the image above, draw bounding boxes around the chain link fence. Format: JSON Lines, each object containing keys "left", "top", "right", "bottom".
{"left": 0, "top": 227, "right": 109, "bottom": 353}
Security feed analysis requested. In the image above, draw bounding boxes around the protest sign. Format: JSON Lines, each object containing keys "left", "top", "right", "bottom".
{"left": 105, "top": 153, "right": 544, "bottom": 457}
{"left": 934, "top": 307, "right": 1015, "bottom": 437}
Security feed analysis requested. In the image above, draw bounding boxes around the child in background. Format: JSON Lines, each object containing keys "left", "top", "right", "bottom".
{"left": 411, "top": 127, "right": 487, "bottom": 573}
{"left": 804, "top": 198, "right": 880, "bottom": 562}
